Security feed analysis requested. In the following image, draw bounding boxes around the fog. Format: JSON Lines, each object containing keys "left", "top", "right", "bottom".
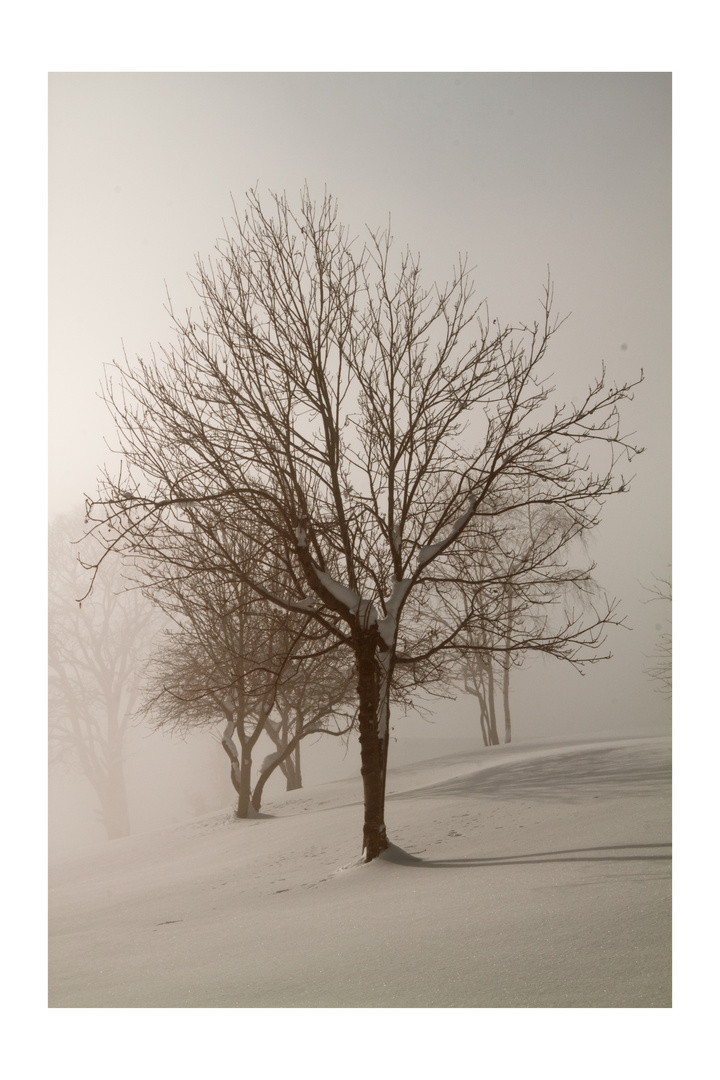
{"left": 48, "top": 73, "right": 670, "bottom": 857}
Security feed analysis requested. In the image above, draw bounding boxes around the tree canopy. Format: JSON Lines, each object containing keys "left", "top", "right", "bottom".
{"left": 86, "top": 187, "right": 642, "bottom": 859}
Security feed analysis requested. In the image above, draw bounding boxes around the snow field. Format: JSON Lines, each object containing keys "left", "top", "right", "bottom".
{"left": 49, "top": 735, "right": 671, "bottom": 1008}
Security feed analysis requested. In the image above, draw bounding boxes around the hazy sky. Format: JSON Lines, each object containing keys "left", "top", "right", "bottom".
{"left": 48, "top": 73, "right": 671, "bottom": 733}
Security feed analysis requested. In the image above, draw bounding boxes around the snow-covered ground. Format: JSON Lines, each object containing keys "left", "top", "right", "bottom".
{"left": 49, "top": 733, "right": 670, "bottom": 1009}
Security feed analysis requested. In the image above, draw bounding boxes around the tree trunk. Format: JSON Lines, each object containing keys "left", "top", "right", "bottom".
{"left": 236, "top": 750, "right": 253, "bottom": 818}
{"left": 277, "top": 731, "right": 302, "bottom": 791}
{"left": 356, "top": 636, "right": 389, "bottom": 861}
{"left": 485, "top": 656, "right": 500, "bottom": 745}
{"left": 221, "top": 720, "right": 253, "bottom": 818}
{"left": 286, "top": 743, "right": 302, "bottom": 791}
{"left": 282, "top": 751, "right": 302, "bottom": 794}
{"left": 502, "top": 589, "right": 514, "bottom": 743}
{"left": 251, "top": 731, "right": 304, "bottom": 812}
{"left": 478, "top": 695, "right": 490, "bottom": 747}
{"left": 502, "top": 656, "right": 512, "bottom": 744}
{"left": 466, "top": 670, "right": 490, "bottom": 746}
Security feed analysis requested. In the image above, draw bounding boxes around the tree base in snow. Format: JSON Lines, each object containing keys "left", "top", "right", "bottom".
{"left": 362, "top": 825, "right": 390, "bottom": 862}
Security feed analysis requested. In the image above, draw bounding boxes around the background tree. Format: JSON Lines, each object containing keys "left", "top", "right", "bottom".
{"left": 463, "top": 634, "right": 502, "bottom": 746}
{"left": 250, "top": 652, "right": 356, "bottom": 813}
{"left": 457, "top": 498, "right": 605, "bottom": 745}
{"left": 643, "top": 573, "right": 672, "bottom": 698}
{"left": 86, "top": 187, "right": 642, "bottom": 860}
{"left": 49, "top": 511, "right": 158, "bottom": 840}
{"left": 139, "top": 523, "right": 356, "bottom": 816}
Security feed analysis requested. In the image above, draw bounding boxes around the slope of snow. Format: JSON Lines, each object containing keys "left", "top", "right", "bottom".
{"left": 49, "top": 734, "right": 671, "bottom": 1009}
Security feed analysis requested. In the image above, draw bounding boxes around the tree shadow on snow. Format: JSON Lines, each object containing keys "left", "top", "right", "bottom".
{"left": 389, "top": 745, "right": 671, "bottom": 805}
{"left": 379, "top": 841, "right": 672, "bottom": 869}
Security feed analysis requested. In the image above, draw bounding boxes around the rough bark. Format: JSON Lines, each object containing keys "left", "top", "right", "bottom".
{"left": 356, "top": 636, "right": 389, "bottom": 861}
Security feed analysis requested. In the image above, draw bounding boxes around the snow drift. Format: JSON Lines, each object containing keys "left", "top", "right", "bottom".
{"left": 49, "top": 734, "right": 671, "bottom": 1008}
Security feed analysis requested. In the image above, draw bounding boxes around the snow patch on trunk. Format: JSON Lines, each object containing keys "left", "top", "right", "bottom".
{"left": 260, "top": 750, "right": 283, "bottom": 774}
{"left": 222, "top": 721, "right": 243, "bottom": 789}
{"left": 378, "top": 578, "right": 412, "bottom": 646}
{"left": 315, "top": 570, "right": 379, "bottom": 627}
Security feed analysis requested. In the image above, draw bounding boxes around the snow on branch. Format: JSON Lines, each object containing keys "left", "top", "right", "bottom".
{"left": 415, "top": 500, "right": 479, "bottom": 571}
{"left": 314, "top": 569, "right": 379, "bottom": 629}
{"left": 295, "top": 596, "right": 320, "bottom": 612}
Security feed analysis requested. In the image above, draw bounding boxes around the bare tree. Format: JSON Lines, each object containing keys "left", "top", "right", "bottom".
{"left": 139, "top": 524, "right": 355, "bottom": 816}
{"left": 141, "top": 589, "right": 278, "bottom": 819}
{"left": 643, "top": 574, "right": 672, "bottom": 698}
{"left": 250, "top": 654, "right": 356, "bottom": 813}
{"left": 464, "top": 652, "right": 500, "bottom": 746}
{"left": 86, "top": 187, "right": 642, "bottom": 860}
{"left": 457, "top": 499, "right": 603, "bottom": 744}
{"left": 499, "top": 584, "right": 516, "bottom": 744}
{"left": 49, "top": 511, "right": 158, "bottom": 839}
